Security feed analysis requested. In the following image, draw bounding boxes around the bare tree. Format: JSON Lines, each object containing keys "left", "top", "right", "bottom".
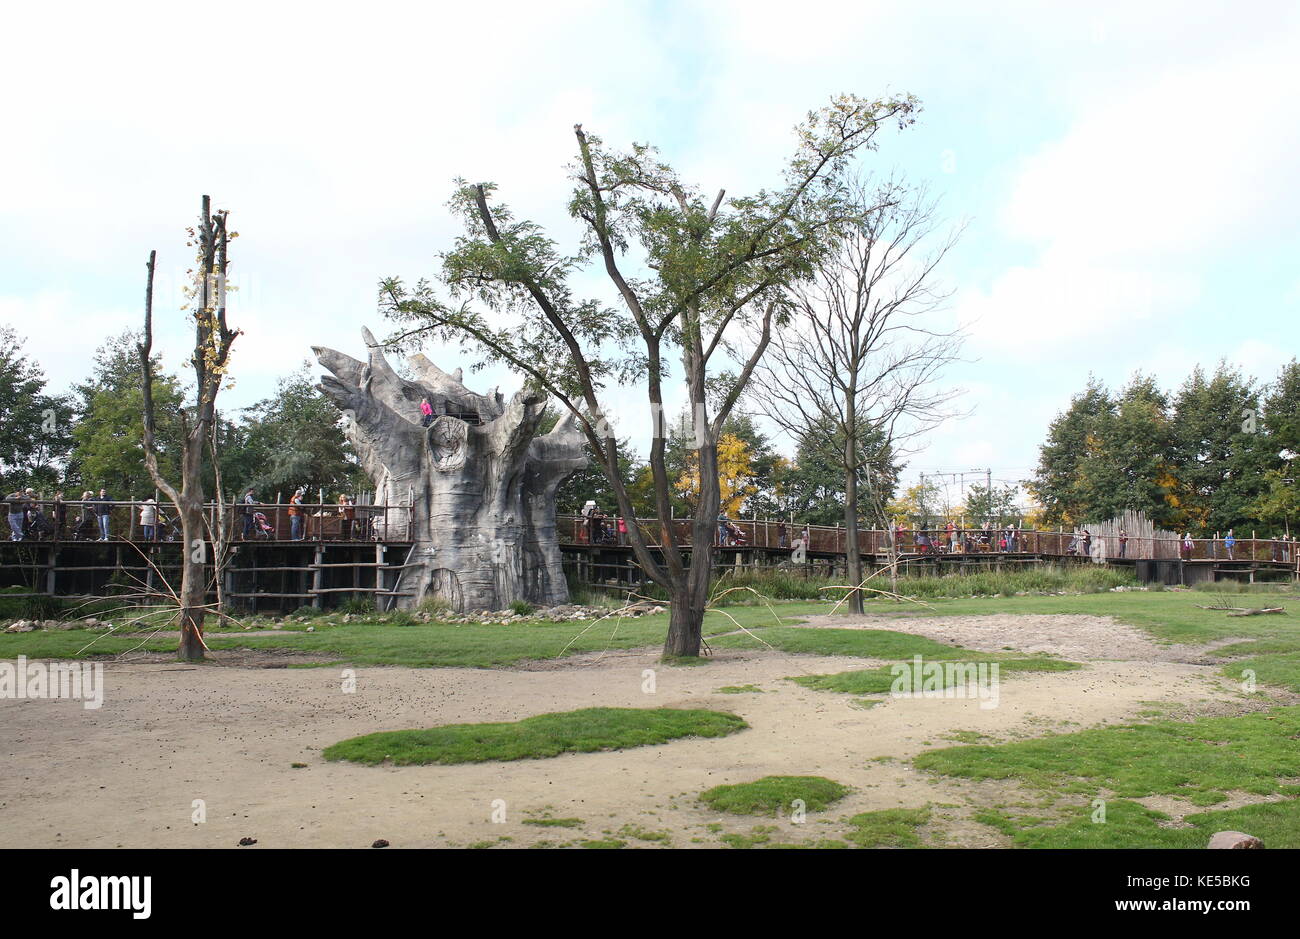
{"left": 139, "top": 196, "right": 238, "bottom": 661}
{"left": 747, "top": 179, "right": 965, "bottom": 613}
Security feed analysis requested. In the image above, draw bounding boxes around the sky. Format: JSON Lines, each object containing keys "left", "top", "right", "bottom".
{"left": 3, "top": 0, "right": 1298, "bottom": 510}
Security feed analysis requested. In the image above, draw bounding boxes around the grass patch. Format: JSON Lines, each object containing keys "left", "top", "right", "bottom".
{"left": 978, "top": 797, "right": 1300, "bottom": 849}
{"left": 521, "top": 817, "right": 584, "bottom": 828}
{"left": 844, "top": 807, "right": 932, "bottom": 847}
{"left": 715, "top": 684, "right": 764, "bottom": 694}
{"left": 793, "top": 657, "right": 1078, "bottom": 695}
{"left": 579, "top": 839, "right": 626, "bottom": 849}
{"left": 700, "top": 776, "right": 851, "bottom": 816}
{"left": 322, "top": 706, "right": 748, "bottom": 766}
{"left": 915, "top": 705, "right": 1300, "bottom": 802}
{"left": 0, "top": 603, "right": 822, "bottom": 667}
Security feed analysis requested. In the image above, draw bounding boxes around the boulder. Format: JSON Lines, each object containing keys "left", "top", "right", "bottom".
{"left": 1207, "top": 831, "right": 1263, "bottom": 849}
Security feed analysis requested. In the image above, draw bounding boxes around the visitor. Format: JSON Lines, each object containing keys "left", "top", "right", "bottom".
{"left": 5, "top": 489, "right": 28, "bottom": 541}
{"left": 777, "top": 520, "right": 788, "bottom": 548}
{"left": 717, "top": 512, "right": 728, "bottom": 546}
{"left": 946, "top": 520, "right": 956, "bottom": 551}
{"left": 340, "top": 494, "right": 356, "bottom": 540}
{"left": 616, "top": 515, "right": 627, "bottom": 546}
{"left": 52, "top": 492, "right": 67, "bottom": 540}
{"left": 581, "top": 500, "right": 597, "bottom": 544}
{"left": 1271, "top": 535, "right": 1282, "bottom": 562}
{"left": 93, "top": 488, "right": 112, "bottom": 541}
{"left": 420, "top": 398, "right": 434, "bottom": 428}
{"left": 801, "top": 523, "right": 810, "bottom": 548}
{"left": 1224, "top": 529, "right": 1236, "bottom": 560}
{"left": 1118, "top": 527, "right": 1128, "bottom": 559}
{"left": 241, "top": 488, "right": 257, "bottom": 539}
{"left": 139, "top": 498, "right": 158, "bottom": 542}
{"left": 289, "top": 487, "right": 306, "bottom": 541}
{"left": 1081, "top": 529, "right": 1092, "bottom": 559}
{"left": 1181, "top": 532, "right": 1194, "bottom": 560}
{"left": 76, "top": 491, "right": 95, "bottom": 540}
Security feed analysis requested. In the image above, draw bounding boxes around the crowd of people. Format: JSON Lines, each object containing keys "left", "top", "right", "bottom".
{"left": 3, "top": 486, "right": 371, "bottom": 543}
{"left": 6, "top": 488, "right": 119, "bottom": 542}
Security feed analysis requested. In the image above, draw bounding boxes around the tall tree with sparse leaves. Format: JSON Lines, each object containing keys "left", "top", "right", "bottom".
{"left": 381, "top": 94, "right": 919, "bottom": 657}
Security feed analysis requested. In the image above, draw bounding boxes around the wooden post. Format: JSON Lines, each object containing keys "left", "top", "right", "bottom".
{"left": 312, "top": 546, "right": 324, "bottom": 609}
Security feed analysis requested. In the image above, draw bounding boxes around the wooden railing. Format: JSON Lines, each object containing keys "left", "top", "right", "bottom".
{"left": 6, "top": 500, "right": 413, "bottom": 543}
{"left": 557, "top": 516, "right": 1300, "bottom": 564}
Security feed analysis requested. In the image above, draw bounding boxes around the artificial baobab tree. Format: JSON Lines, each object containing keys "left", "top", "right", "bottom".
{"left": 139, "top": 196, "right": 238, "bottom": 661}
{"left": 747, "top": 180, "right": 964, "bottom": 613}
{"left": 381, "top": 93, "right": 919, "bottom": 657}
{"left": 313, "top": 327, "right": 587, "bottom": 610}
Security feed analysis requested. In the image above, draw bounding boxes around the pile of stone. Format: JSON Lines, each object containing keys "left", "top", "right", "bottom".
{"left": 3, "top": 617, "right": 112, "bottom": 633}
{"left": 330, "top": 600, "right": 668, "bottom": 627}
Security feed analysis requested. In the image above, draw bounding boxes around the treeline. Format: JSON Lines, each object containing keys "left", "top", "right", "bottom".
{"left": 1, "top": 326, "right": 903, "bottom": 517}
{"left": 555, "top": 411, "right": 901, "bottom": 524}
{"left": 1031, "top": 361, "right": 1300, "bottom": 536}
{"left": 0, "top": 327, "right": 367, "bottom": 502}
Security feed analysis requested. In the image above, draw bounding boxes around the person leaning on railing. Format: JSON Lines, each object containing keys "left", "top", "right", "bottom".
{"left": 92, "top": 488, "right": 113, "bottom": 541}
{"left": 288, "top": 487, "right": 306, "bottom": 541}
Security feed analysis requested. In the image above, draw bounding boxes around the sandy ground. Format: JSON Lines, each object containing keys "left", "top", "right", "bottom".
{"left": 0, "top": 614, "right": 1273, "bottom": 849}
{"left": 791, "top": 611, "right": 1250, "bottom": 664}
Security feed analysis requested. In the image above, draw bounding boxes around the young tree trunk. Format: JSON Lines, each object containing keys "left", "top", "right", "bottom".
{"left": 844, "top": 465, "right": 864, "bottom": 614}
{"left": 176, "top": 448, "right": 207, "bottom": 662}
{"left": 663, "top": 441, "right": 719, "bottom": 658}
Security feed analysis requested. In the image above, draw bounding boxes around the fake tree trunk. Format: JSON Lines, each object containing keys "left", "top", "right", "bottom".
{"left": 314, "top": 328, "right": 585, "bottom": 611}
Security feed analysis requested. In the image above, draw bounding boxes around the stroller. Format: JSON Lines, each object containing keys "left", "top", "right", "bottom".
{"left": 251, "top": 511, "right": 275, "bottom": 540}
{"left": 23, "top": 508, "right": 55, "bottom": 541}
{"left": 724, "top": 521, "right": 748, "bottom": 546}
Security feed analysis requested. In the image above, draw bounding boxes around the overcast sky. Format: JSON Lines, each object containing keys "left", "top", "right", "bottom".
{"left": 3, "top": 1, "right": 1297, "bottom": 507}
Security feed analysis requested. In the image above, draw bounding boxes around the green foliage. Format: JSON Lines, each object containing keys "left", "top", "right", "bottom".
{"left": 69, "top": 331, "right": 185, "bottom": 495}
{"left": 1033, "top": 361, "right": 1299, "bottom": 535}
{"left": 508, "top": 600, "right": 535, "bottom": 616}
{"left": 0, "top": 327, "right": 72, "bottom": 491}
{"left": 233, "top": 362, "right": 366, "bottom": 498}
{"left": 700, "top": 775, "right": 850, "bottom": 816}
{"left": 322, "top": 707, "right": 748, "bottom": 765}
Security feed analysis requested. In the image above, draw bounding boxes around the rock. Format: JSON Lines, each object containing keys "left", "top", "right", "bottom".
{"left": 1207, "top": 831, "right": 1263, "bottom": 849}
{"left": 306, "top": 626, "right": 315, "bottom": 632}
{"left": 238, "top": 837, "right": 258, "bottom": 846}
{"left": 5, "top": 620, "right": 34, "bottom": 633}
{"left": 371, "top": 839, "right": 389, "bottom": 849}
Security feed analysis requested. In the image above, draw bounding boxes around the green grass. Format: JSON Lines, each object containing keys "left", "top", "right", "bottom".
{"left": 915, "top": 705, "right": 1300, "bottom": 803}
{"left": 322, "top": 706, "right": 748, "bottom": 765}
{"left": 977, "top": 797, "right": 1300, "bottom": 849}
{"left": 715, "top": 684, "right": 764, "bottom": 694}
{"left": 844, "top": 807, "right": 932, "bottom": 848}
{"left": 709, "top": 624, "right": 1079, "bottom": 695}
{"left": 0, "top": 603, "right": 822, "bottom": 667}
{"left": 712, "top": 626, "right": 975, "bottom": 659}
{"left": 688, "top": 563, "right": 1138, "bottom": 605}
{"left": 877, "top": 590, "right": 1300, "bottom": 645}
{"left": 700, "top": 776, "right": 851, "bottom": 816}
{"left": 521, "top": 817, "right": 584, "bottom": 828}
{"left": 887, "top": 563, "right": 1136, "bottom": 599}
{"left": 793, "top": 657, "right": 1079, "bottom": 695}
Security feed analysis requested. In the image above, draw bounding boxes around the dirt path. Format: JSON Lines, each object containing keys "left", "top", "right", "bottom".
{"left": 0, "top": 617, "right": 1259, "bottom": 849}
